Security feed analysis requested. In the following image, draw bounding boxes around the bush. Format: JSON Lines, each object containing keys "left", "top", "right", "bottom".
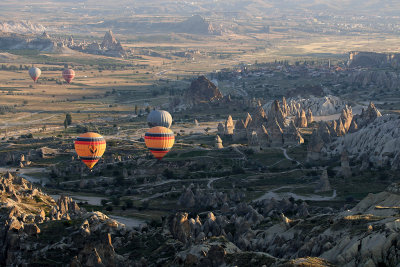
{"left": 124, "top": 199, "right": 134, "bottom": 209}
{"left": 105, "top": 206, "right": 113, "bottom": 212}
{"left": 112, "top": 197, "right": 121, "bottom": 206}
{"left": 163, "top": 168, "right": 175, "bottom": 179}
{"left": 232, "top": 165, "right": 245, "bottom": 174}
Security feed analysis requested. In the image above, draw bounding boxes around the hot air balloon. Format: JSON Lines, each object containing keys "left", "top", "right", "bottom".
{"left": 145, "top": 126, "right": 175, "bottom": 160}
{"left": 29, "top": 67, "right": 41, "bottom": 82}
{"left": 147, "top": 110, "right": 173, "bottom": 128}
{"left": 62, "top": 69, "right": 75, "bottom": 84}
{"left": 74, "top": 132, "right": 106, "bottom": 169}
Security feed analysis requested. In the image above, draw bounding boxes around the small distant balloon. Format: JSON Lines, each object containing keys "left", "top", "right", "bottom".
{"left": 29, "top": 67, "right": 41, "bottom": 82}
{"left": 147, "top": 110, "right": 173, "bottom": 128}
{"left": 74, "top": 132, "right": 106, "bottom": 169}
{"left": 62, "top": 69, "right": 75, "bottom": 84}
{"left": 145, "top": 126, "right": 175, "bottom": 160}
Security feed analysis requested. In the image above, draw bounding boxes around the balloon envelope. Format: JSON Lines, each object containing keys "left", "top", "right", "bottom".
{"left": 147, "top": 110, "right": 172, "bottom": 128}
{"left": 74, "top": 132, "right": 106, "bottom": 169}
{"left": 145, "top": 126, "right": 175, "bottom": 160}
{"left": 29, "top": 67, "right": 41, "bottom": 82}
{"left": 62, "top": 69, "right": 75, "bottom": 84}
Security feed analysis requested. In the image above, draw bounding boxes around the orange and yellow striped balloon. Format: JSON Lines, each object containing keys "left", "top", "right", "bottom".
{"left": 145, "top": 126, "right": 175, "bottom": 160}
{"left": 74, "top": 132, "right": 106, "bottom": 169}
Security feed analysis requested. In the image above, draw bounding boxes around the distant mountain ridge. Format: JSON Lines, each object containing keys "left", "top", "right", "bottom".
{"left": 2, "top": 0, "right": 399, "bottom": 16}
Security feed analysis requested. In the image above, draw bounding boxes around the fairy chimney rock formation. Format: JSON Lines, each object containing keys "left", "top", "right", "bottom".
{"left": 340, "top": 106, "right": 353, "bottom": 132}
{"left": 306, "top": 108, "right": 314, "bottom": 124}
{"left": 224, "top": 115, "right": 234, "bottom": 135}
{"left": 215, "top": 135, "right": 224, "bottom": 149}
{"left": 315, "top": 169, "right": 332, "bottom": 192}
{"left": 233, "top": 120, "right": 247, "bottom": 141}
{"left": 248, "top": 131, "right": 260, "bottom": 152}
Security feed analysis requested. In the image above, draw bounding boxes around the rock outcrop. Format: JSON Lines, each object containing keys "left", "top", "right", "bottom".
{"left": 184, "top": 76, "right": 223, "bottom": 107}
{"left": 215, "top": 135, "right": 224, "bottom": 149}
{"left": 328, "top": 114, "right": 400, "bottom": 170}
{"left": 348, "top": 51, "right": 400, "bottom": 68}
{"left": 224, "top": 115, "right": 234, "bottom": 135}
{"left": 264, "top": 95, "right": 348, "bottom": 117}
{"left": 295, "top": 109, "right": 308, "bottom": 128}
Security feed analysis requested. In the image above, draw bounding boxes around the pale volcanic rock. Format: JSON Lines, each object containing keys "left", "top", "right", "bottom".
{"left": 336, "top": 119, "right": 346, "bottom": 136}
{"left": 348, "top": 120, "right": 358, "bottom": 133}
{"left": 328, "top": 114, "right": 400, "bottom": 170}
{"left": 284, "top": 121, "right": 304, "bottom": 146}
{"left": 267, "top": 119, "right": 284, "bottom": 147}
{"left": 281, "top": 97, "right": 289, "bottom": 117}
{"left": 295, "top": 109, "right": 308, "bottom": 128}
{"left": 233, "top": 120, "right": 247, "bottom": 141}
{"left": 257, "top": 125, "right": 271, "bottom": 149}
{"left": 224, "top": 115, "right": 234, "bottom": 135}
{"left": 340, "top": 106, "right": 353, "bottom": 132}
{"left": 307, "top": 122, "right": 331, "bottom": 161}
{"left": 247, "top": 106, "right": 268, "bottom": 133}
{"left": 243, "top": 113, "right": 252, "bottom": 128}
{"left": 248, "top": 131, "right": 260, "bottom": 152}
{"left": 306, "top": 108, "right": 314, "bottom": 124}
{"left": 215, "top": 135, "right": 224, "bottom": 149}
{"left": 353, "top": 102, "right": 382, "bottom": 128}
{"left": 264, "top": 95, "right": 348, "bottom": 117}
{"left": 268, "top": 100, "right": 285, "bottom": 128}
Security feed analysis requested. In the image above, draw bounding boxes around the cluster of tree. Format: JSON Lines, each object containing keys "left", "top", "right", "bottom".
{"left": 0, "top": 105, "right": 15, "bottom": 115}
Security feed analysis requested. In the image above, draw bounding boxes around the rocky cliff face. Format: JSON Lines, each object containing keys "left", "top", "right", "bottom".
{"left": 176, "top": 15, "right": 223, "bottom": 35}
{"left": 328, "top": 114, "right": 400, "bottom": 170}
{"left": 0, "top": 30, "right": 130, "bottom": 57}
{"left": 347, "top": 69, "right": 400, "bottom": 90}
{"left": 184, "top": 76, "right": 223, "bottom": 107}
{"left": 264, "top": 95, "right": 348, "bottom": 117}
{"left": 0, "top": 32, "right": 56, "bottom": 51}
{"left": 0, "top": 21, "right": 47, "bottom": 34}
{"left": 349, "top": 51, "right": 400, "bottom": 68}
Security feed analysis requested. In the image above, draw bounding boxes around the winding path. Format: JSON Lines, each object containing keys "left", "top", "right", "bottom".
{"left": 280, "top": 147, "right": 301, "bottom": 166}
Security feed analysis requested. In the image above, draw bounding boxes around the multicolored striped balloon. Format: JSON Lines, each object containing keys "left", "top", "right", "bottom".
{"left": 145, "top": 126, "right": 175, "bottom": 160}
{"left": 62, "top": 69, "right": 75, "bottom": 84}
{"left": 74, "top": 132, "right": 106, "bottom": 169}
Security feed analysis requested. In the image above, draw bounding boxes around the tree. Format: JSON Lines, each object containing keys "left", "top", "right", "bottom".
{"left": 124, "top": 199, "right": 134, "bottom": 209}
{"left": 65, "top": 113, "right": 72, "bottom": 125}
{"left": 145, "top": 106, "right": 151, "bottom": 113}
{"left": 134, "top": 105, "right": 138, "bottom": 115}
{"left": 112, "top": 197, "right": 121, "bottom": 206}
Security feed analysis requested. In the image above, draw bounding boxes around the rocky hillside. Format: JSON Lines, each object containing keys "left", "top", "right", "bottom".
{"left": 186, "top": 76, "right": 223, "bottom": 103}
{"left": 264, "top": 95, "right": 348, "bottom": 117}
{"left": 0, "top": 31, "right": 56, "bottom": 52}
{"left": 0, "top": 30, "right": 129, "bottom": 57}
{"left": 327, "top": 114, "right": 400, "bottom": 170}
{"left": 3, "top": 171, "right": 400, "bottom": 266}
{"left": 349, "top": 51, "right": 400, "bottom": 68}
{"left": 0, "top": 21, "right": 47, "bottom": 34}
